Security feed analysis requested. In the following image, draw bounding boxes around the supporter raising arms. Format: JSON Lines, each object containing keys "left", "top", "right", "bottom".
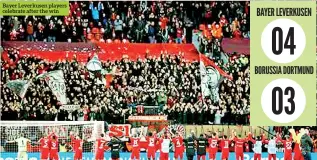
{"left": 1, "top": 1, "right": 249, "bottom": 43}
{"left": 1, "top": 50, "right": 250, "bottom": 125}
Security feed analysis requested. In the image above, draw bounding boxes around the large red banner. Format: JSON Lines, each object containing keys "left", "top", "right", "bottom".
{"left": 2, "top": 42, "right": 232, "bottom": 79}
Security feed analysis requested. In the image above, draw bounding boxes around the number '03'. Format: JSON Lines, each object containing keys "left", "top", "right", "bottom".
{"left": 272, "top": 27, "right": 296, "bottom": 55}
{"left": 272, "top": 87, "right": 295, "bottom": 115}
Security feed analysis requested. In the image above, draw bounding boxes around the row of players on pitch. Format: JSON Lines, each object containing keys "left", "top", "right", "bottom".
{"left": 9, "top": 128, "right": 310, "bottom": 160}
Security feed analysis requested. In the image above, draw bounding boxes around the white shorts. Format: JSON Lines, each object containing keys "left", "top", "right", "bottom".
{"left": 17, "top": 151, "right": 28, "bottom": 160}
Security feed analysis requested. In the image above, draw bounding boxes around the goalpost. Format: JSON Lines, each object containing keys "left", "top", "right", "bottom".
{"left": 0, "top": 121, "right": 104, "bottom": 159}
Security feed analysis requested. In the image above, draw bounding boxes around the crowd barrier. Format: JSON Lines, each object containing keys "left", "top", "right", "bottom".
{"left": 1, "top": 152, "right": 316, "bottom": 160}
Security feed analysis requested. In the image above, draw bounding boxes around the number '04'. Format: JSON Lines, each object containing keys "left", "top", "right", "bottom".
{"left": 272, "top": 27, "right": 296, "bottom": 55}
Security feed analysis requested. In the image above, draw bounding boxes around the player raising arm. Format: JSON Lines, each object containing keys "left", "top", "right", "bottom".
{"left": 49, "top": 135, "right": 59, "bottom": 160}
{"left": 107, "top": 136, "right": 125, "bottom": 160}
{"left": 90, "top": 133, "right": 107, "bottom": 160}
{"left": 196, "top": 133, "right": 208, "bottom": 160}
{"left": 129, "top": 134, "right": 141, "bottom": 160}
{"left": 146, "top": 131, "right": 158, "bottom": 160}
{"left": 207, "top": 132, "right": 219, "bottom": 160}
{"left": 220, "top": 135, "right": 231, "bottom": 160}
{"left": 160, "top": 132, "right": 172, "bottom": 160}
{"left": 7, "top": 133, "right": 31, "bottom": 160}
{"left": 290, "top": 128, "right": 305, "bottom": 160}
{"left": 231, "top": 130, "right": 248, "bottom": 160}
{"left": 249, "top": 135, "right": 264, "bottom": 160}
{"left": 261, "top": 132, "right": 281, "bottom": 160}
{"left": 70, "top": 132, "right": 84, "bottom": 160}
{"left": 184, "top": 135, "right": 196, "bottom": 160}
{"left": 276, "top": 132, "right": 293, "bottom": 160}
{"left": 172, "top": 132, "right": 185, "bottom": 160}
{"left": 38, "top": 133, "right": 51, "bottom": 160}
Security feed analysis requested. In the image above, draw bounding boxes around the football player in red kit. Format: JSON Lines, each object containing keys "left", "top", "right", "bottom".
{"left": 95, "top": 133, "right": 107, "bottom": 160}
{"left": 71, "top": 133, "right": 84, "bottom": 160}
{"left": 220, "top": 135, "right": 231, "bottom": 160}
{"left": 49, "top": 135, "right": 59, "bottom": 160}
{"left": 208, "top": 132, "right": 218, "bottom": 160}
{"left": 130, "top": 135, "right": 141, "bottom": 160}
{"left": 146, "top": 132, "right": 157, "bottom": 160}
{"left": 172, "top": 132, "right": 184, "bottom": 160}
{"left": 232, "top": 131, "right": 247, "bottom": 160}
{"left": 276, "top": 133, "right": 293, "bottom": 160}
{"left": 38, "top": 133, "right": 51, "bottom": 160}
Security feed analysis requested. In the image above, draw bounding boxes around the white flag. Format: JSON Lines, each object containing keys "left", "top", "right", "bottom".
{"left": 5, "top": 80, "right": 31, "bottom": 98}
{"left": 200, "top": 61, "right": 210, "bottom": 98}
{"left": 200, "top": 61, "right": 222, "bottom": 102}
{"left": 87, "top": 55, "right": 102, "bottom": 71}
{"left": 44, "top": 70, "right": 67, "bottom": 104}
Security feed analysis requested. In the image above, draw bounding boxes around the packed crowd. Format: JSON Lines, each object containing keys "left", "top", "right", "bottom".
{"left": 1, "top": 46, "right": 250, "bottom": 125}
{"left": 0, "top": 1, "right": 251, "bottom": 124}
{"left": 1, "top": 1, "right": 249, "bottom": 43}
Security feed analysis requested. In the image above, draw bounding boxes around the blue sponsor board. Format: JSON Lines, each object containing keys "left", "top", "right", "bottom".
{"left": 0, "top": 152, "right": 317, "bottom": 160}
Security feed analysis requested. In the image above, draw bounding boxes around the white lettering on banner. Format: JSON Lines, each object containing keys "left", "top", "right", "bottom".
{"left": 44, "top": 70, "right": 67, "bottom": 104}
{"left": 2, "top": 126, "right": 30, "bottom": 141}
{"left": 48, "top": 81, "right": 66, "bottom": 95}
{"left": 44, "top": 126, "right": 69, "bottom": 139}
{"left": 128, "top": 115, "right": 168, "bottom": 121}
{"left": 62, "top": 105, "right": 80, "bottom": 111}
{"left": 1, "top": 125, "right": 95, "bottom": 141}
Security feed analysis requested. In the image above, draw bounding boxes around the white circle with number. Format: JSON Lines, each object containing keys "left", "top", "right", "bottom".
{"left": 261, "top": 18, "right": 306, "bottom": 64}
{"left": 261, "top": 78, "right": 306, "bottom": 123}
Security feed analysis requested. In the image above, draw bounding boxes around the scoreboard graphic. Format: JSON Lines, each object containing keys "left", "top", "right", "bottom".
{"left": 250, "top": 1, "right": 316, "bottom": 126}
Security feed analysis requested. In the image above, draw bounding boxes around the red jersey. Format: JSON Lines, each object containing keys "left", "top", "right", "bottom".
{"left": 234, "top": 137, "right": 245, "bottom": 153}
{"left": 96, "top": 138, "right": 107, "bottom": 152}
{"left": 70, "top": 135, "right": 83, "bottom": 152}
{"left": 220, "top": 139, "right": 231, "bottom": 153}
{"left": 39, "top": 137, "right": 50, "bottom": 152}
{"left": 176, "top": 28, "right": 183, "bottom": 38}
{"left": 50, "top": 140, "right": 59, "bottom": 153}
{"left": 73, "top": 139, "right": 83, "bottom": 152}
{"left": 294, "top": 143, "right": 301, "bottom": 154}
{"left": 219, "top": 17, "right": 228, "bottom": 26}
{"left": 208, "top": 138, "right": 218, "bottom": 153}
{"left": 172, "top": 136, "right": 184, "bottom": 150}
{"left": 282, "top": 139, "right": 293, "bottom": 154}
{"left": 147, "top": 136, "right": 157, "bottom": 149}
{"left": 130, "top": 137, "right": 141, "bottom": 151}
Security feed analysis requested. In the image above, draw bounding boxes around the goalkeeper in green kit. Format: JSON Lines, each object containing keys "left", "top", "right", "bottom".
{"left": 107, "top": 136, "right": 124, "bottom": 160}
{"left": 196, "top": 134, "right": 208, "bottom": 160}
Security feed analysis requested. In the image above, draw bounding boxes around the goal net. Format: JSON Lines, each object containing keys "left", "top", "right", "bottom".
{"left": 0, "top": 121, "right": 104, "bottom": 159}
